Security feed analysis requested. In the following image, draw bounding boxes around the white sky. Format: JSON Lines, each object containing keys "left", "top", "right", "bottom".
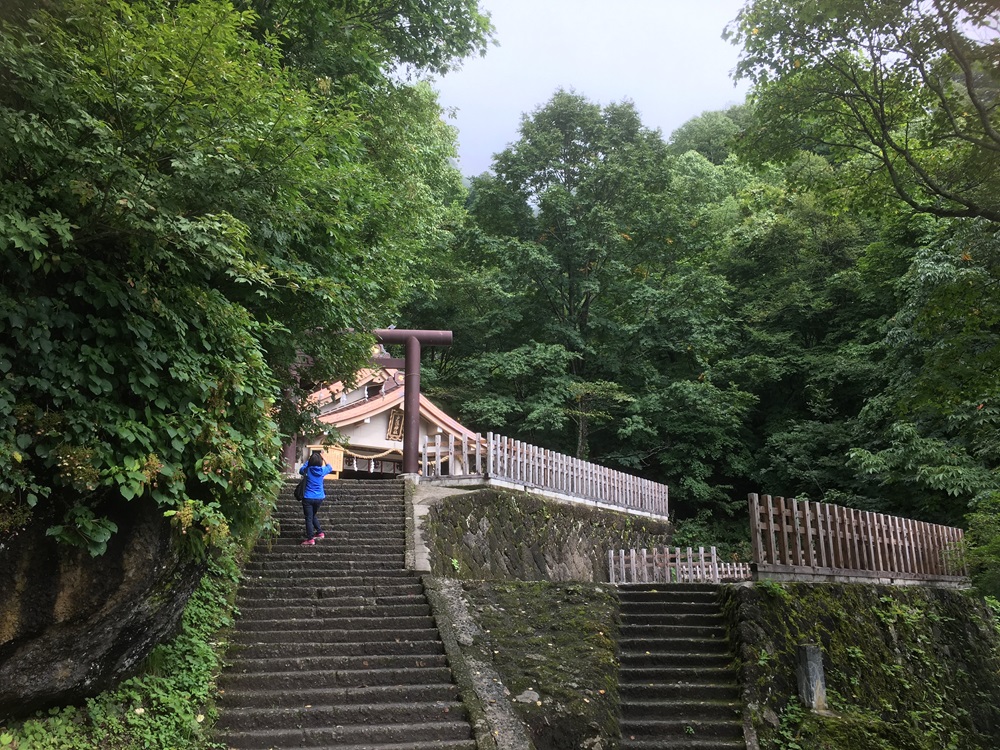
{"left": 432, "top": 0, "right": 752, "bottom": 177}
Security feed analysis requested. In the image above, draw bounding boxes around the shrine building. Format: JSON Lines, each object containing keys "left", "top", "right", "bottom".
{"left": 296, "top": 357, "right": 480, "bottom": 479}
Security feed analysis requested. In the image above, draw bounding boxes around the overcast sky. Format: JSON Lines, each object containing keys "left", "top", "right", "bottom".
{"left": 432, "top": 0, "right": 752, "bottom": 177}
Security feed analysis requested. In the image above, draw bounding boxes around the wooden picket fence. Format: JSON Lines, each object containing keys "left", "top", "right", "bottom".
{"left": 422, "top": 432, "right": 669, "bottom": 519}
{"left": 749, "top": 493, "right": 968, "bottom": 583}
{"left": 608, "top": 545, "right": 752, "bottom": 585}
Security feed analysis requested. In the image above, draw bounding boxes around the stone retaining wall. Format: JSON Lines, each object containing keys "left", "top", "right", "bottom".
{"left": 422, "top": 487, "right": 671, "bottom": 582}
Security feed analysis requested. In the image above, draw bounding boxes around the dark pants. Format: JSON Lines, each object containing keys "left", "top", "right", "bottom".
{"left": 302, "top": 498, "right": 323, "bottom": 539}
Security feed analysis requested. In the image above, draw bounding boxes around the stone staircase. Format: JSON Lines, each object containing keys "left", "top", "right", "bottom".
{"left": 618, "top": 583, "right": 745, "bottom": 750}
{"left": 214, "top": 478, "right": 476, "bottom": 750}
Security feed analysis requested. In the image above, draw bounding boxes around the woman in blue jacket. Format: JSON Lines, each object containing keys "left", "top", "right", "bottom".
{"left": 298, "top": 450, "right": 334, "bottom": 545}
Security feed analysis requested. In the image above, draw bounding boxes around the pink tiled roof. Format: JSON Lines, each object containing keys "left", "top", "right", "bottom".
{"left": 316, "top": 384, "right": 479, "bottom": 441}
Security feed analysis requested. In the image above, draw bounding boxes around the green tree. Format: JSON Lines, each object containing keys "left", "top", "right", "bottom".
{"left": 442, "top": 90, "right": 677, "bottom": 457}
{"left": 0, "top": 0, "right": 482, "bottom": 554}
{"left": 405, "top": 95, "right": 762, "bottom": 513}
{"left": 237, "top": 0, "right": 493, "bottom": 80}
{"left": 728, "top": 0, "right": 1000, "bottom": 222}
{"left": 667, "top": 106, "right": 746, "bottom": 165}
{"left": 728, "top": 1, "right": 1000, "bottom": 530}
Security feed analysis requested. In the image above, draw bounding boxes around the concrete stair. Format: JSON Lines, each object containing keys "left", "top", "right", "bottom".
{"left": 215, "top": 479, "right": 476, "bottom": 750}
{"left": 618, "top": 584, "right": 745, "bottom": 750}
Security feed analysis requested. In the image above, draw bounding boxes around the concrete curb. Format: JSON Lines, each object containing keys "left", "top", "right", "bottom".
{"left": 422, "top": 577, "right": 534, "bottom": 750}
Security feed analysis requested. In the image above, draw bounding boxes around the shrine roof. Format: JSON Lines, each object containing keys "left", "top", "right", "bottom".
{"left": 316, "top": 384, "right": 478, "bottom": 441}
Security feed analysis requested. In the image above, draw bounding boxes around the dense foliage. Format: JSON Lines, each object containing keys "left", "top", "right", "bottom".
{"left": 404, "top": 4, "right": 1000, "bottom": 572}
{"left": 0, "top": 0, "right": 489, "bottom": 555}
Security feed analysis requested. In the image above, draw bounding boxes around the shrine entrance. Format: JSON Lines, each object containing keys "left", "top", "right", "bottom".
{"left": 288, "top": 329, "right": 468, "bottom": 476}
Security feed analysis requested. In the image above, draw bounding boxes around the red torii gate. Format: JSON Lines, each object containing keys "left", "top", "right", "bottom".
{"left": 372, "top": 329, "right": 452, "bottom": 475}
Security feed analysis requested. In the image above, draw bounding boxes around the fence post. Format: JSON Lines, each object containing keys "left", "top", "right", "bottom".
{"left": 748, "top": 494, "right": 763, "bottom": 565}
{"left": 802, "top": 500, "right": 816, "bottom": 568}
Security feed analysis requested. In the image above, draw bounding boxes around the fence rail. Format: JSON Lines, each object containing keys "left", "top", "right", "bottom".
{"left": 421, "top": 432, "right": 669, "bottom": 518}
{"left": 749, "top": 493, "right": 967, "bottom": 582}
{"left": 608, "top": 545, "right": 752, "bottom": 585}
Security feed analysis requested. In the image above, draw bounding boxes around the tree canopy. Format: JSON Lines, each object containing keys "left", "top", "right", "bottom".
{"left": 403, "top": 68, "right": 999, "bottom": 556}
{"left": 0, "top": 0, "right": 491, "bottom": 555}
{"left": 728, "top": 0, "right": 1000, "bottom": 222}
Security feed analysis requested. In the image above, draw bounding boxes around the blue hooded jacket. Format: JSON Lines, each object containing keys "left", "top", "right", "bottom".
{"left": 299, "top": 463, "right": 333, "bottom": 500}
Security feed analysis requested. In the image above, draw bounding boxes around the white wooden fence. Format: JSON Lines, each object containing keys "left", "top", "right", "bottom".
{"left": 608, "top": 545, "right": 752, "bottom": 584}
{"left": 421, "top": 432, "right": 669, "bottom": 519}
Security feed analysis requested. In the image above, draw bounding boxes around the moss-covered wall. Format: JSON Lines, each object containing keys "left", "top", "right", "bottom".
{"left": 460, "top": 580, "right": 620, "bottom": 750}
{"left": 423, "top": 488, "right": 671, "bottom": 582}
{"left": 722, "top": 582, "right": 1000, "bottom": 750}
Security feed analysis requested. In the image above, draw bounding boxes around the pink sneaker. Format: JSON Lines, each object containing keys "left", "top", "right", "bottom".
{"left": 300, "top": 538, "right": 315, "bottom": 546}
{"left": 315, "top": 533, "right": 325, "bottom": 540}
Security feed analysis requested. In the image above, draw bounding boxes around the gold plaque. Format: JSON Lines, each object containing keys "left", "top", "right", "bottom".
{"left": 386, "top": 408, "right": 404, "bottom": 442}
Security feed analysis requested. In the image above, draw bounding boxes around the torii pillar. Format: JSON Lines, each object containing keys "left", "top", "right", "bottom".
{"left": 373, "top": 329, "right": 453, "bottom": 474}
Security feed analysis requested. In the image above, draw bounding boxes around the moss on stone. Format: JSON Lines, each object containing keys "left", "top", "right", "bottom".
{"left": 722, "top": 582, "right": 1000, "bottom": 750}
{"left": 424, "top": 488, "right": 671, "bottom": 583}
{"left": 461, "top": 580, "right": 620, "bottom": 750}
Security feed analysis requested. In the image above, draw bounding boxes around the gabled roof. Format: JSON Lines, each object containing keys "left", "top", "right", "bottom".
{"left": 316, "top": 380, "right": 479, "bottom": 442}
{"left": 308, "top": 366, "right": 400, "bottom": 410}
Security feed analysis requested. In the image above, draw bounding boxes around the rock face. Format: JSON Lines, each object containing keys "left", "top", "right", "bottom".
{"left": 0, "top": 497, "right": 204, "bottom": 720}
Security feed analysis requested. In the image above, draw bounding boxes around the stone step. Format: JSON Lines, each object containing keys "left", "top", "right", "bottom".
{"left": 239, "top": 576, "right": 418, "bottom": 592}
{"left": 218, "top": 682, "right": 462, "bottom": 710}
{"left": 242, "top": 556, "right": 407, "bottom": 569}
{"left": 237, "top": 593, "right": 426, "bottom": 610}
{"left": 238, "top": 583, "right": 425, "bottom": 600}
{"left": 620, "top": 623, "right": 728, "bottom": 640}
{"left": 621, "top": 613, "right": 725, "bottom": 627}
{"left": 618, "top": 680, "right": 740, "bottom": 702}
{"left": 268, "top": 524, "right": 404, "bottom": 535}
{"left": 219, "top": 665, "right": 455, "bottom": 691}
{"left": 619, "top": 637, "right": 732, "bottom": 655}
{"left": 252, "top": 533, "right": 405, "bottom": 545}
{"left": 619, "top": 583, "right": 721, "bottom": 593}
{"left": 225, "top": 653, "right": 448, "bottom": 674}
{"left": 231, "top": 639, "right": 446, "bottom": 660}
{"left": 234, "top": 603, "right": 432, "bottom": 620}
{"left": 217, "top": 719, "right": 472, "bottom": 748}
{"left": 218, "top": 479, "right": 475, "bottom": 749}
{"left": 214, "top": 699, "right": 466, "bottom": 731}
{"left": 620, "top": 713, "right": 744, "bottom": 737}
{"left": 619, "top": 590, "right": 720, "bottom": 605}
{"left": 616, "top": 585, "right": 744, "bottom": 750}
{"left": 232, "top": 627, "right": 443, "bottom": 645}
{"left": 277, "top": 493, "right": 403, "bottom": 499}
{"left": 273, "top": 520, "right": 402, "bottom": 529}
{"left": 620, "top": 694, "right": 740, "bottom": 719}
{"left": 274, "top": 511, "right": 404, "bottom": 520}
{"left": 620, "top": 601, "right": 720, "bottom": 616}
{"left": 620, "top": 737, "right": 746, "bottom": 750}
{"left": 234, "top": 615, "right": 437, "bottom": 632}
{"left": 618, "top": 652, "right": 735, "bottom": 681}
{"left": 239, "top": 568, "right": 413, "bottom": 581}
